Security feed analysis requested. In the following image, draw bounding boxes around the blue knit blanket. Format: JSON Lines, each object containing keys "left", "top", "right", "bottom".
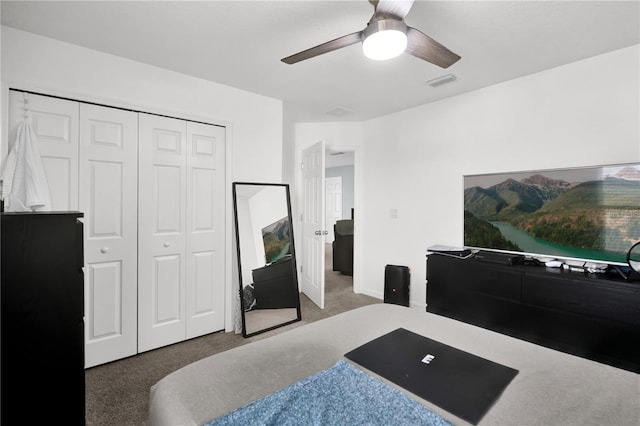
{"left": 205, "top": 360, "right": 453, "bottom": 426}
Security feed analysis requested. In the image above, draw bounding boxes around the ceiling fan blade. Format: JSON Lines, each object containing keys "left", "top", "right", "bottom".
{"left": 373, "top": 0, "right": 415, "bottom": 19}
{"left": 281, "top": 31, "right": 363, "bottom": 64}
{"left": 405, "top": 27, "right": 461, "bottom": 68}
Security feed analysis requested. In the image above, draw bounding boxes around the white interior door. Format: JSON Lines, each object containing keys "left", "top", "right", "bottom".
{"left": 301, "top": 141, "right": 325, "bottom": 309}
{"left": 325, "top": 176, "right": 343, "bottom": 242}
{"left": 185, "top": 121, "right": 225, "bottom": 338}
{"left": 80, "top": 104, "right": 138, "bottom": 367}
{"left": 8, "top": 91, "right": 78, "bottom": 211}
{"left": 138, "top": 113, "right": 187, "bottom": 352}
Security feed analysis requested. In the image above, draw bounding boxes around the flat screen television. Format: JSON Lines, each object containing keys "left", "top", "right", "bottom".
{"left": 464, "top": 162, "right": 640, "bottom": 266}
{"left": 261, "top": 216, "right": 291, "bottom": 264}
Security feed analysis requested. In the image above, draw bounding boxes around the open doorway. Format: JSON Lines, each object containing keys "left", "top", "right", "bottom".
{"left": 325, "top": 149, "right": 355, "bottom": 295}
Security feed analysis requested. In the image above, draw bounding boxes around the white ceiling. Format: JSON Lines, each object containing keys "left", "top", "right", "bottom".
{"left": 1, "top": 1, "right": 639, "bottom": 123}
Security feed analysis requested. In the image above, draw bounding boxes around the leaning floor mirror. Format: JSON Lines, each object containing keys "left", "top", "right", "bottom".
{"left": 232, "top": 182, "right": 301, "bottom": 337}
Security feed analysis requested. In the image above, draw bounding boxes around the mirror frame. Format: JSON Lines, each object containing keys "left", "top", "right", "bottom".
{"left": 232, "top": 182, "right": 301, "bottom": 337}
{"left": 627, "top": 241, "right": 640, "bottom": 274}
{"left": 613, "top": 241, "right": 640, "bottom": 280}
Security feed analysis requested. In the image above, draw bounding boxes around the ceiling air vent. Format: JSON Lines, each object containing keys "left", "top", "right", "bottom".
{"left": 325, "top": 107, "right": 354, "bottom": 117}
{"left": 426, "top": 73, "right": 457, "bottom": 88}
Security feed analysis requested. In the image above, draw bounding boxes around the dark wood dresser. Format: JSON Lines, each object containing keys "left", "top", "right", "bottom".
{"left": 1, "top": 212, "right": 85, "bottom": 424}
{"left": 426, "top": 252, "right": 640, "bottom": 373}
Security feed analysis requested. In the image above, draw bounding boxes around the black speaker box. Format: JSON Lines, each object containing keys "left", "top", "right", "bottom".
{"left": 384, "top": 264, "right": 410, "bottom": 307}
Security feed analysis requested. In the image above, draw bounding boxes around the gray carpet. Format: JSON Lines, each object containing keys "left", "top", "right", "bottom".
{"left": 85, "top": 244, "right": 379, "bottom": 425}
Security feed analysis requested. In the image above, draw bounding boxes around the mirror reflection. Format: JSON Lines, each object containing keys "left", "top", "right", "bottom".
{"left": 628, "top": 242, "right": 640, "bottom": 273}
{"left": 233, "top": 182, "right": 301, "bottom": 337}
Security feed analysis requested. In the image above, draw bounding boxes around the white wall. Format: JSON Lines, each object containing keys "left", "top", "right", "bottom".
{"left": 361, "top": 44, "right": 640, "bottom": 307}
{"left": 1, "top": 26, "right": 284, "bottom": 331}
{"left": 1, "top": 27, "right": 283, "bottom": 181}
{"left": 248, "top": 187, "right": 289, "bottom": 267}
{"left": 236, "top": 195, "right": 258, "bottom": 288}
{"left": 282, "top": 101, "right": 296, "bottom": 186}
{"left": 295, "top": 45, "right": 640, "bottom": 308}
{"left": 326, "top": 165, "right": 354, "bottom": 220}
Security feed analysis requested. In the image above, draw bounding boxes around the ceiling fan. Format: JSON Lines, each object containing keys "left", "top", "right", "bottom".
{"left": 281, "top": 0, "right": 461, "bottom": 68}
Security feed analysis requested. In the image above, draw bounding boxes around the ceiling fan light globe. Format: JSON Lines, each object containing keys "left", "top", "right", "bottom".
{"left": 362, "top": 29, "right": 407, "bottom": 60}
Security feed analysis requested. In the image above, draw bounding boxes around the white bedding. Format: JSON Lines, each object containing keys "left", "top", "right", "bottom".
{"left": 149, "top": 304, "right": 640, "bottom": 426}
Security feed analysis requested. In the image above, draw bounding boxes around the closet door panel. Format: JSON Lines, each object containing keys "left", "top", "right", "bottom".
{"left": 88, "top": 261, "right": 122, "bottom": 336}
{"left": 80, "top": 104, "right": 138, "bottom": 368}
{"left": 138, "top": 114, "right": 187, "bottom": 352}
{"left": 186, "top": 122, "right": 226, "bottom": 338}
{"left": 154, "top": 255, "right": 182, "bottom": 322}
{"left": 8, "top": 91, "right": 79, "bottom": 210}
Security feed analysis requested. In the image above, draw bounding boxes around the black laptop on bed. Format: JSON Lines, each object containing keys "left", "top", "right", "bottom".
{"left": 345, "top": 328, "right": 518, "bottom": 425}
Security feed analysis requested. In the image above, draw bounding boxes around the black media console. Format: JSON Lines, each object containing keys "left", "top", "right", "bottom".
{"left": 426, "top": 252, "right": 640, "bottom": 373}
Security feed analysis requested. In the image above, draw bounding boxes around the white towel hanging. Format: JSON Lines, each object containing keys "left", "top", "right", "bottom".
{"left": 1, "top": 117, "right": 52, "bottom": 212}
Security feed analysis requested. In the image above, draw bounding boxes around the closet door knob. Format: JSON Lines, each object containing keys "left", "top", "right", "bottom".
{"left": 100, "top": 247, "right": 109, "bottom": 254}
{"left": 163, "top": 242, "right": 170, "bottom": 248}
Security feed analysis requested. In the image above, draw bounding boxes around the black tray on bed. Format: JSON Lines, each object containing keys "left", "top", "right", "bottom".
{"left": 345, "top": 327, "right": 518, "bottom": 425}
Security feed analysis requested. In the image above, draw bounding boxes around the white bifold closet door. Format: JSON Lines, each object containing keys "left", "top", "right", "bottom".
{"left": 8, "top": 92, "right": 139, "bottom": 368}
{"left": 7, "top": 92, "right": 226, "bottom": 364}
{"left": 138, "top": 114, "right": 225, "bottom": 352}
{"left": 80, "top": 104, "right": 138, "bottom": 368}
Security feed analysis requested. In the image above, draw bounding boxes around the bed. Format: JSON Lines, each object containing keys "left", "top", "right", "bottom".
{"left": 149, "top": 303, "right": 640, "bottom": 426}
